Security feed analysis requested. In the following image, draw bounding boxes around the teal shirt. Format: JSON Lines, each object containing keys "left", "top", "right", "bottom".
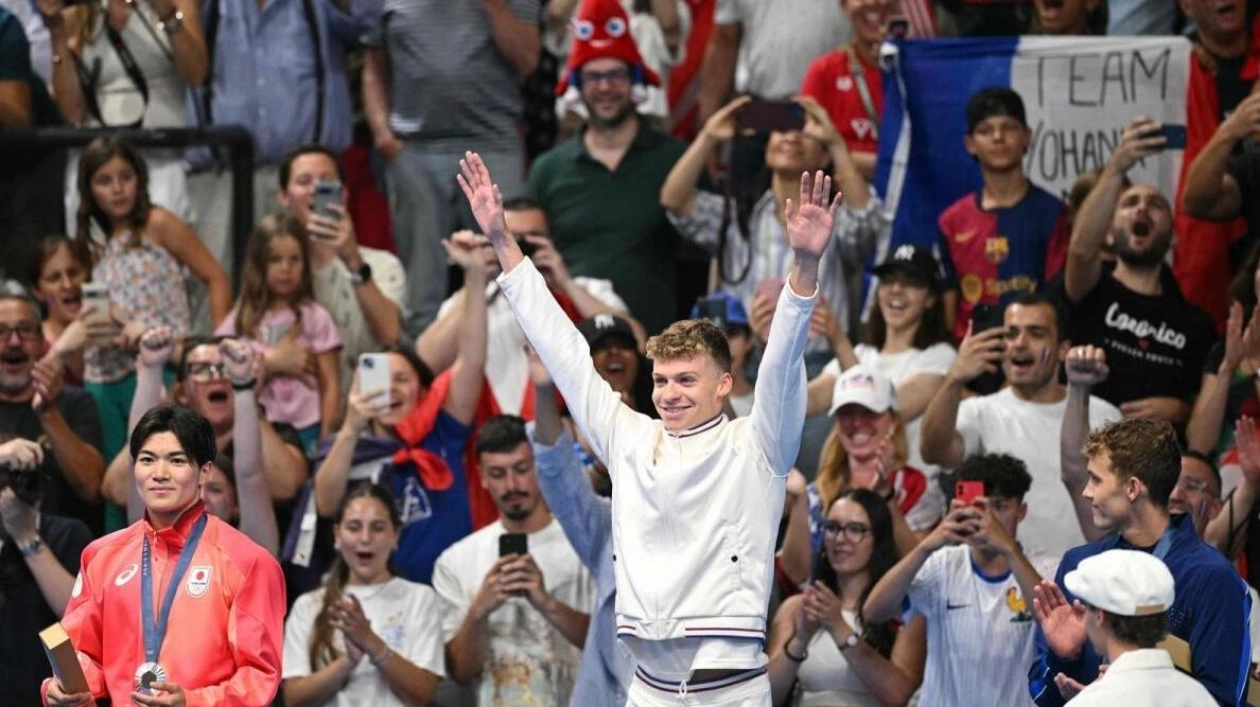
{"left": 528, "top": 122, "right": 686, "bottom": 335}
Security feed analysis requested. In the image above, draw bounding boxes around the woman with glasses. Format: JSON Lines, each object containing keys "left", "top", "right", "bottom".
{"left": 768, "top": 488, "right": 926, "bottom": 707}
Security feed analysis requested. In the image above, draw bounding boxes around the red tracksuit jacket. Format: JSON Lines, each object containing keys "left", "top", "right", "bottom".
{"left": 44, "top": 503, "right": 285, "bottom": 706}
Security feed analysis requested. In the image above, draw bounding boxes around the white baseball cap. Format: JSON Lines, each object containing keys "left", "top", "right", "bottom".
{"left": 1064, "top": 549, "right": 1175, "bottom": 617}
{"left": 828, "top": 365, "right": 899, "bottom": 418}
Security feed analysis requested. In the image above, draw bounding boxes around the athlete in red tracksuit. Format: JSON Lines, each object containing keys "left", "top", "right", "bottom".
{"left": 43, "top": 404, "right": 285, "bottom": 707}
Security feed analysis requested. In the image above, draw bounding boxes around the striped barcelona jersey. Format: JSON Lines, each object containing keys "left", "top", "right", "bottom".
{"left": 936, "top": 185, "right": 1068, "bottom": 341}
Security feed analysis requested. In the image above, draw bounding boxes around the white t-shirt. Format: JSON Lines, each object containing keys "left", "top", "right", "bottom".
{"left": 715, "top": 0, "right": 851, "bottom": 99}
{"left": 822, "top": 342, "right": 957, "bottom": 509}
{"left": 796, "top": 609, "right": 881, "bottom": 707}
{"left": 907, "top": 545, "right": 1059, "bottom": 707}
{"left": 282, "top": 577, "right": 446, "bottom": 707}
{"left": 312, "top": 246, "right": 407, "bottom": 395}
{"left": 436, "top": 279, "right": 626, "bottom": 416}
{"left": 956, "top": 388, "right": 1122, "bottom": 557}
{"left": 432, "top": 518, "right": 595, "bottom": 707}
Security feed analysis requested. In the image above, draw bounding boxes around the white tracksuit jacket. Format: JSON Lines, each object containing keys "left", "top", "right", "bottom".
{"left": 499, "top": 258, "right": 813, "bottom": 657}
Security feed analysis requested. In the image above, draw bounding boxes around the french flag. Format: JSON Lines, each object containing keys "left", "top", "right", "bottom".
{"left": 872, "top": 37, "right": 1192, "bottom": 259}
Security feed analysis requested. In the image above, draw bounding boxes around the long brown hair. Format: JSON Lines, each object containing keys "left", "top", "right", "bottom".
{"left": 816, "top": 413, "right": 908, "bottom": 508}
{"left": 310, "top": 483, "right": 401, "bottom": 669}
{"left": 74, "top": 137, "right": 152, "bottom": 264}
{"left": 233, "top": 213, "right": 315, "bottom": 336}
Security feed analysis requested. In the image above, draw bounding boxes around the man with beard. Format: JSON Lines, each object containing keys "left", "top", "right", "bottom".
{"left": 937, "top": 87, "right": 1069, "bottom": 342}
{"left": 432, "top": 415, "right": 593, "bottom": 707}
{"left": 0, "top": 282, "right": 104, "bottom": 534}
{"left": 920, "top": 293, "right": 1122, "bottom": 557}
{"left": 1061, "top": 117, "right": 1217, "bottom": 424}
{"left": 528, "top": 0, "right": 687, "bottom": 335}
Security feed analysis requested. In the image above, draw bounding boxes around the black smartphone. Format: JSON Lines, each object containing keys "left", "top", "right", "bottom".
{"left": 498, "top": 533, "right": 528, "bottom": 557}
{"left": 967, "top": 303, "right": 1006, "bottom": 396}
{"left": 1158, "top": 124, "right": 1187, "bottom": 150}
{"left": 737, "top": 100, "right": 806, "bottom": 134}
{"left": 887, "top": 17, "right": 909, "bottom": 39}
{"left": 517, "top": 236, "right": 537, "bottom": 258}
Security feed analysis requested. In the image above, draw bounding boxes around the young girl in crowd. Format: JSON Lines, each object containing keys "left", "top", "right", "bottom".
{"left": 29, "top": 235, "right": 90, "bottom": 385}
{"left": 282, "top": 483, "right": 444, "bottom": 707}
{"left": 782, "top": 366, "right": 934, "bottom": 587}
{"left": 72, "top": 137, "right": 230, "bottom": 464}
{"left": 768, "top": 489, "right": 926, "bottom": 707}
{"left": 216, "top": 213, "right": 342, "bottom": 451}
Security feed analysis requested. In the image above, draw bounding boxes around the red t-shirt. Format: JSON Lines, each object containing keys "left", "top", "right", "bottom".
{"left": 801, "top": 49, "right": 882, "bottom": 156}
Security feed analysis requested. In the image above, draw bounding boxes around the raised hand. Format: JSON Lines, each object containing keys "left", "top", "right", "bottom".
{"left": 443, "top": 230, "right": 493, "bottom": 275}
{"left": 947, "top": 321, "right": 1005, "bottom": 385}
{"left": 1064, "top": 345, "right": 1108, "bottom": 388}
{"left": 219, "top": 338, "right": 258, "bottom": 388}
{"left": 1108, "top": 116, "right": 1166, "bottom": 174}
{"left": 1032, "top": 580, "right": 1087, "bottom": 660}
{"left": 137, "top": 327, "right": 175, "bottom": 370}
{"left": 806, "top": 581, "right": 854, "bottom": 642}
{"left": 498, "top": 554, "right": 550, "bottom": 609}
{"left": 457, "top": 152, "right": 508, "bottom": 243}
{"left": 1235, "top": 417, "right": 1260, "bottom": 487}
{"left": 923, "top": 502, "right": 983, "bottom": 552}
{"left": 1222, "top": 302, "right": 1244, "bottom": 375}
{"left": 785, "top": 170, "right": 842, "bottom": 260}
{"left": 700, "top": 95, "right": 753, "bottom": 143}
{"left": 1218, "top": 91, "right": 1260, "bottom": 144}
{"left": 796, "top": 96, "right": 842, "bottom": 150}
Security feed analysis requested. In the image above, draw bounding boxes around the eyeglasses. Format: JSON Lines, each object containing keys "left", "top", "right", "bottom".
{"left": 823, "top": 521, "right": 872, "bottom": 542}
{"left": 581, "top": 68, "right": 631, "bottom": 86}
{"left": 184, "top": 362, "right": 228, "bottom": 383}
{"left": 1175, "top": 477, "right": 1211, "bottom": 494}
{"left": 0, "top": 322, "right": 40, "bottom": 341}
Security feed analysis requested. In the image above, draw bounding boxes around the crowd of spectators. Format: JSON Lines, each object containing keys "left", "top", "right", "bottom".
{"left": 2, "top": 0, "right": 1260, "bottom": 705}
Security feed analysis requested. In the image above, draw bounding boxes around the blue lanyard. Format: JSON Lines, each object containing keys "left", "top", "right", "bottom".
{"left": 141, "top": 513, "right": 208, "bottom": 664}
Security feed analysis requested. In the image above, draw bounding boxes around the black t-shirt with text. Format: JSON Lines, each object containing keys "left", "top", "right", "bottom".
{"left": 1063, "top": 262, "right": 1218, "bottom": 407}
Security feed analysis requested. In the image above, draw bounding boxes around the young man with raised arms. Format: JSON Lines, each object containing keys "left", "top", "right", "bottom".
{"left": 458, "top": 151, "right": 838, "bottom": 706}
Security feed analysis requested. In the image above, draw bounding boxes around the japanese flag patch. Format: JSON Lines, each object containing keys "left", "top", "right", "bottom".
{"left": 187, "top": 566, "right": 212, "bottom": 598}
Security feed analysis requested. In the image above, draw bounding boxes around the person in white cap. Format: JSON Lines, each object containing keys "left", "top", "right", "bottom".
{"left": 1061, "top": 549, "right": 1216, "bottom": 706}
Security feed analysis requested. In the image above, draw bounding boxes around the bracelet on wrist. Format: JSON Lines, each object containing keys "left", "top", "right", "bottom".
{"left": 370, "top": 645, "right": 392, "bottom": 666}
{"left": 230, "top": 378, "right": 256, "bottom": 391}
{"left": 783, "top": 632, "right": 808, "bottom": 662}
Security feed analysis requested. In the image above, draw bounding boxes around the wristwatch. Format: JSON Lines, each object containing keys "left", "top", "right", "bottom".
{"left": 349, "top": 261, "right": 373, "bottom": 286}
{"left": 17, "top": 536, "right": 44, "bottom": 557}
{"left": 836, "top": 632, "right": 860, "bottom": 651}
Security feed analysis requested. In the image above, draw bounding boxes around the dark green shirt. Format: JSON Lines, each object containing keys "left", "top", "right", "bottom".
{"left": 527, "top": 121, "right": 687, "bottom": 335}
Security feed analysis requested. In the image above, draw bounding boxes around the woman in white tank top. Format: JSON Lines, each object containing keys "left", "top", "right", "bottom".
{"left": 768, "top": 488, "right": 926, "bottom": 707}
{"left": 38, "top": 0, "right": 207, "bottom": 220}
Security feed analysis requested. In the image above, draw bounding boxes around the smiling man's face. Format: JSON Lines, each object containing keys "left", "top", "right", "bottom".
{"left": 592, "top": 336, "right": 639, "bottom": 396}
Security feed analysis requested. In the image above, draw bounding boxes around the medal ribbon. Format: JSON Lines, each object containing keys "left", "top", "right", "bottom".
{"left": 141, "top": 513, "right": 208, "bottom": 664}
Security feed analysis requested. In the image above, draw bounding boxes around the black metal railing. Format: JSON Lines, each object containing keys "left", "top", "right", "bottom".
{"left": 0, "top": 125, "right": 254, "bottom": 284}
